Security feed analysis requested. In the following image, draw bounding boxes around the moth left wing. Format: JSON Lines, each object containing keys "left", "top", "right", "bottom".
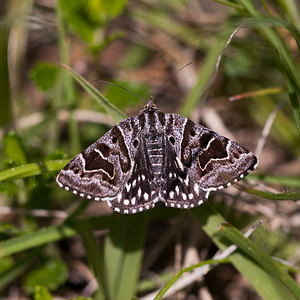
{"left": 56, "top": 116, "right": 139, "bottom": 201}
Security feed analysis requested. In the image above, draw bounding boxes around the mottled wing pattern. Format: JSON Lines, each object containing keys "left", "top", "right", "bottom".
{"left": 57, "top": 99, "right": 258, "bottom": 215}
{"left": 161, "top": 115, "right": 208, "bottom": 209}
{"left": 57, "top": 116, "right": 137, "bottom": 204}
{"left": 107, "top": 136, "right": 159, "bottom": 214}
{"left": 162, "top": 113, "right": 258, "bottom": 208}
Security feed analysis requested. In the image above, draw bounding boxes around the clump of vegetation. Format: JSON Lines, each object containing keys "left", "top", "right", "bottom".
{"left": 0, "top": 1, "right": 300, "bottom": 299}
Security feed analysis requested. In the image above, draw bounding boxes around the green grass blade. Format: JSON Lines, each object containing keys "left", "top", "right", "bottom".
{"left": 288, "top": 91, "right": 300, "bottom": 133}
{"left": 0, "top": 160, "right": 69, "bottom": 182}
{"left": 191, "top": 203, "right": 295, "bottom": 300}
{"left": 220, "top": 222, "right": 300, "bottom": 298}
{"left": 0, "top": 248, "right": 41, "bottom": 289}
{"left": 180, "top": 26, "right": 234, "bottom": 117}
{"left": 104, "top": 214, "right": 147, "bottom": 300}
{"left": 0, "top": 24, "right": 12, "bottom": 126}
{"left": 249, "top": 174, "right": 300, "bottom": 187}
{"left": 80, "top": 225, "right": 107, "bottom": 300}
{"left": 4, "top": 131, "right": 27, "bottom": 165}
{"left": 0, "top": 216, "right": 112, "bottom": 258}
{"left": 56, "top": 1, "right": 76, "bottom": 106}
{"left": 62, "top": 64, "right": 126, "bottom": 124}
{"left": 239, "top": 0, "right": 300, "bottom": 133}
{"left": 245, "top": 188, "right": 300, "bottom": 200}
{"left": 115, "top": 214, "right": 147, "bottom": 300}
{"left": 154, "top": 258, "right": 229, "bottom": 300}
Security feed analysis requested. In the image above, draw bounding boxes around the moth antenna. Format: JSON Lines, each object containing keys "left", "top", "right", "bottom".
{"left": 153, "top": 62, "right": 192, "bottom": 101}
{"left": 94, "top": 80, "right": 147, "bottom": 103}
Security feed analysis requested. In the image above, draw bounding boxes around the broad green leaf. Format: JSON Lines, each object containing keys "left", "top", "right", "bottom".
{"left": 0, "top": 249, "right": 41, "bottom": 290}
{"left": 104, "top": 214, "right": 147, "bottom": 300}
{"left": 29, "top": 62, "right": 58, "bottom": 92}
{"left": 24, "top": 258, "right": 68, "bottom": 293}
{"left": 58, "top": 0, "right": 128, "bottom": 43}
{"left": 4, "top": 130, "right": 27, "bottom": 167}
{"left": 34, "top": 286, "right": 53, "bottom": 300}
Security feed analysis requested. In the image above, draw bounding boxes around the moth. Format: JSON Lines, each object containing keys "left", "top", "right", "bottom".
{"left": 57, "top": 97, "right": 258, "bottom": 214}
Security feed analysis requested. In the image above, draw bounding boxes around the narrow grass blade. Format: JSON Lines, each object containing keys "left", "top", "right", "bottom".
{"left": 239, "top": 0, "right": 300, "bottom": 133}
{"left": 81, "top": 225, "right": 107, "bottom": 300}
{"left": 0, "top": 216, "right": 112, "bottom": 258}
{"left": 180, "top": 26, "right": 235, "bottom": 117}
{"left": 191, "top": 203, "right": 295, "bottom": 300}
{"left": 62, "top": 64, "right": 126, "bottom": 124}
{"left": 0, "top": 160, "right": 69, "bottom": 182}
{"left": 245, "top": 188, "right": 300, "bottom": 200}
{"left": 154, "top": 258, "right": 229, "bottom": 300}
{"left": 249, "top": 174, "right": 300, "bottom": 187}
{"left": 219, "top": 222, "right": 300, "bottom": 298}
{"left": 0, "top": 25, "right": 12, "bottom": 126}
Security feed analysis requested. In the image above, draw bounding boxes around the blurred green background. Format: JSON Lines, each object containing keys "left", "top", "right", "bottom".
{"left": 0, "top": 0, "right": 300, "bottom": 299}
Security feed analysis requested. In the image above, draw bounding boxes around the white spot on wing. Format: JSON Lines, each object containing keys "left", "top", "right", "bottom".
{"left": 176, "top": 156, "right": 184, "bottom": 171}
{"left": 124, "top": 199, "right": 129, "bottom": 205}
{"left": 131, "top": 197, "right": 136, "bottom": 205}
{"left": 144, "top": 193, "right": 149, "bottom": 201}
{"left": 194, "top": 183, "right": 199, "bottom": 195}
{"left": 169, "top": 191, "right": 174, "bottom": 199}
{"left": 188, "top": 193, "right": 194, "bottom": 199}
{"left": 184, "top": 177, "right": 189, "bottom": 186}
{"left": 182, "top": 193, "right": 187, "bottom": 200}
{"left": 118, "top": 193, "right": 122, "bottom": 202}
{"left": 126, "top": 183, "right": 131, "bottom": 192}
